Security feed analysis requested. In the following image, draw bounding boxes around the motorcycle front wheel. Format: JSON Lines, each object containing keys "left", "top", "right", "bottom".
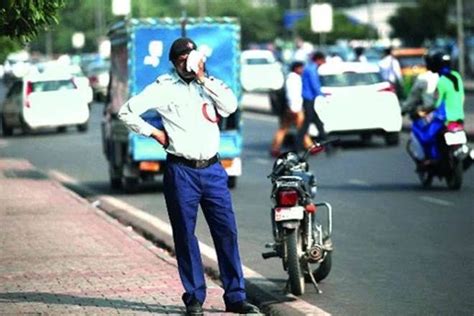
{"left": 418, "top": 171, "right": 433, "bottom": 188}
{"left": 285, "top": 229, "right": 305, "bottom": 295}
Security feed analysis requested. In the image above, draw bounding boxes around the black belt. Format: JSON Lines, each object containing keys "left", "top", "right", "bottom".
{"left": 167, "top": 153, "right": 219, "bottom": 169}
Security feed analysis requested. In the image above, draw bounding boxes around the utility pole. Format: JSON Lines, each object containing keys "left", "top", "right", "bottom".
{"left": 45, "top": 31, "right": 53, "bottom": 58}
{"left": 456, "top": 0, "right": 465, "bottom": 78}
{"left": 290, "top": 0, "right": 297, "bottom": 42}
{"left": 198, "top": 0, "right": 207, "bottom": 17}
{"left": 367, "top": 0, "right": 375, "bottom": 40}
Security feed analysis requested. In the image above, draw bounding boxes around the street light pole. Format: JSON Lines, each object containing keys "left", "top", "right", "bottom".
{"left": 198, "top": 0, "right": 207, "bottom": 17}
{"left": 456, "top": 0, "right": 465, "bottom": 78}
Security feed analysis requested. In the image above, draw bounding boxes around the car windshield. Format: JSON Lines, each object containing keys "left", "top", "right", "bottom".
{"left": 31, "top": 80, "right": 76, "bottom": 92}
{"left": 86, "top": 61, "right": 110, "bottom": 75}
{"left": 321, "top": 72, "right": 384, "bottom": 87}
{"left": 244, "top": 58, "right": 272, "bottom": 65}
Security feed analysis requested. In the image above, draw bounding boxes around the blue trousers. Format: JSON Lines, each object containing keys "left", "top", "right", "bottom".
{"left": 163, "top": 160, "right": 246, "bottom": 306}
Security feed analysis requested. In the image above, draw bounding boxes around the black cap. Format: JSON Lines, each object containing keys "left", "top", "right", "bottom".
{"left": 169, "top": 37, "right": 197, "bottom": 62}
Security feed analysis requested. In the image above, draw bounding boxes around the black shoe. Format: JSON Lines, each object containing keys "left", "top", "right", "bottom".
{"left": 185, "top": 299, "right": 203, "bottom": 316}
{"left": 225, "top": 300, "right": 260, "bottom": 314}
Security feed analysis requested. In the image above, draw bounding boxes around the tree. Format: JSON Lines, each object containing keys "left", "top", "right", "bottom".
{"left": 0, "top": 0, "right": 65, "bottom": 42}
{"left": 0, "top": 37, "right": 21, "bottom": 63}
{"left": 184, "top": 0, "right": 282, "bottom": 47}
{"left": 389, "top": 0, "right": 454, "bottom": 46}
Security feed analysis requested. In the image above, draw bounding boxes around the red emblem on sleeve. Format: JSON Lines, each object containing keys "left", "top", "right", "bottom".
{"left": 201, "top": 103, "right": 220, "bottom": 123}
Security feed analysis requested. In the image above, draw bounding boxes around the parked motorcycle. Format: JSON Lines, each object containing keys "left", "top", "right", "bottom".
{"left": 407, "top": 109, "right": 473, "bottom": 190}
{"left": 262, "top": 141, "right": 334, "bottom": 295}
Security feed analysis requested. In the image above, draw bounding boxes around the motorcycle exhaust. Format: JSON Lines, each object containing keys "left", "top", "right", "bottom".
{"left": 307, "top": 245, "right": 324, "bottom": 263}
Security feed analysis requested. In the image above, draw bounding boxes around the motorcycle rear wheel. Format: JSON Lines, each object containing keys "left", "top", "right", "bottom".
{"left": 285, "top": 229, "right": 305, "bottom": 296}
{"left": 446, "top": 161, "right": 463, "bottom": 190}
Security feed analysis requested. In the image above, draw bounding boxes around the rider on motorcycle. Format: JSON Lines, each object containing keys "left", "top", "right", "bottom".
{"left": 403, "top": 52, "right": 441, "bottom": 163}
{"left": 407, "top": 50, "right": 473, "bottom": 169}
{"left": 432, "top": 52, "right": 465, "bottom": 125}
{"left": 402, "top": 53, "right": 439, "bottom": 119}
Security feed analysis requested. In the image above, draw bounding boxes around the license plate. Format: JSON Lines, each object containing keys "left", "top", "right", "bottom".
{"left": 445, "top": 131, "right": 467, "bottom": 145}
{"left": 274, "top": 206, "right": 304, "bottom": 222}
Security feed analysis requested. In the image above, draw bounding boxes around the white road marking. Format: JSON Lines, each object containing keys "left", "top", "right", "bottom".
{"left": 419, "top": 196, "right": 453, "bottom": 206}
{"left": 255, "top": 158, "right": 270, "bottom": 165}
{"left": 348, "top": 178, "right": 370, "bottom": 186}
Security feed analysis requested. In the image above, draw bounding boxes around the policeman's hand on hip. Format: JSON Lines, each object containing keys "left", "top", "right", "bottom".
{"left": 151, "top": 129, "right": 169, "bottom": 148}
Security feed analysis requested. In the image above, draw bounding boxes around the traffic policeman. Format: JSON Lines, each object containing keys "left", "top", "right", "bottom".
{"left": 118, "top": 37, "right": 260, "bottom": 315}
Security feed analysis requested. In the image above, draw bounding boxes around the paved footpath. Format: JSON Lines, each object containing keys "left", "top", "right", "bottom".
{"left": 0, "top": 158, "right": 231, "bottom": 315}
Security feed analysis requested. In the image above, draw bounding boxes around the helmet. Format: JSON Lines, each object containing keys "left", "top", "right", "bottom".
{"left": 427, "top": 50, "right": 451, "bottom": 73}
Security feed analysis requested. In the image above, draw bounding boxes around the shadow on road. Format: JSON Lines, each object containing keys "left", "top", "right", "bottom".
{"left": 60, "top": 180, "right": 166, "bottom": 200}
{"left": 0, "top": 292, "right": 216, "bottom": 314}
{"left": 321, "top": 182, "right": 451, "bottom": 192}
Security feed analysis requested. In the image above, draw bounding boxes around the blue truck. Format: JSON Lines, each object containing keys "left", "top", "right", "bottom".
{"left": 101, "top": 17, "right": 243, "bottom": 192}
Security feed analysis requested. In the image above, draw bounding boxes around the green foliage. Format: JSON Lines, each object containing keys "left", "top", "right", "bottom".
{"left": 0, "top": 37, "right": 22, "bottom": 63}
{"left": 389, "top": 0, "right": 455, "bottom": 46}
{"left": 295, "top": 12, "right": 376, "bottom": 44}
{"left": 0, "top": 0, "right": 65, "bottom": 42}
{"left": 184, "top": 0, "right": 282, "bottom": 47}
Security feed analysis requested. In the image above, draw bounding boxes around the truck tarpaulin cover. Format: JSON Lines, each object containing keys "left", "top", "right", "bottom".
{"left": 131, "top": 21, "right": 240, "bottom": 98}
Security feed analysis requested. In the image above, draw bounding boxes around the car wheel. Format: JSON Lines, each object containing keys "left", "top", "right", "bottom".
{"left": 385, "top": 132, "right": 400, "bottom": 146}
{"left": 57, "top": 126, "right": 67, "bottom": 133}
{"left": 1, "top": 116, "right": 13, "bottom": 136}
{"left": 77, "top": 122, "right": 89, "bottom": 132}
{"left": 360, "top": 133, "right": 372, "bottom": 145}
{"left": 227, "top": 176, "right": 237, "bottom": 189}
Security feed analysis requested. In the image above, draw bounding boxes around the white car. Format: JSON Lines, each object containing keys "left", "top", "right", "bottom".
{"left": 37, "top": 62, "right": 94, "bottom": 105}
{"left": 1, "top": 72, "right": 90, "bottom": 135}
{"left": 240, "top": 49, "right": 284, "bottom": 92}
{"left": 311, "top": 62, "right": 402, "bottom": 145}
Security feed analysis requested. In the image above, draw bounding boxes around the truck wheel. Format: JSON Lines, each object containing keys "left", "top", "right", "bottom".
{"left": 109, "top": 165, "right": 122, "bottom": 189}
{"left": 123, "top": 177, "right": 139, "bottom": 193}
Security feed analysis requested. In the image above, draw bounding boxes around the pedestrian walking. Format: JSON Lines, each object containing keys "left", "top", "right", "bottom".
{"left": 270, "top": 61, "right": 312, "bottom": 156}
{"left": 118, "top": 37, "right": 259, "bottom": 316}
{"left": 378, "top": 46, "right": 403, "bottom": 98}
{"left": 354, "top": 46, "right": 368, "bottom": 63}
{"left": 297, "top": 51, "right": 327, "bottom": 151}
